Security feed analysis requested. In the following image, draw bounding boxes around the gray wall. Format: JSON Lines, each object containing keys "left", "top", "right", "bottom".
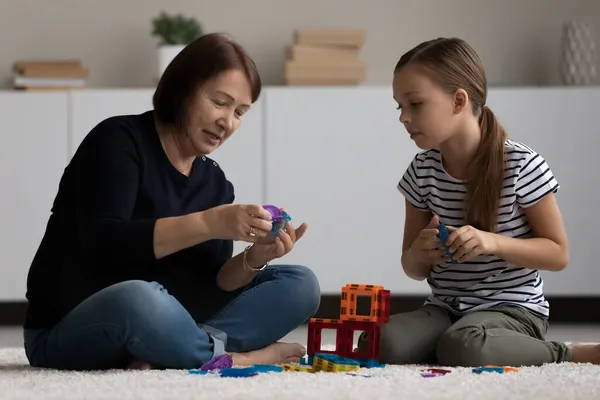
{"left": 1, "top": 0, "right": 599, "bottom": 88}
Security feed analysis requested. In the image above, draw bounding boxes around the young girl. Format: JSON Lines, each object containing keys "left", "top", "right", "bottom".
{"left": 370, "top": 37, "right": 600, "bottom": 367}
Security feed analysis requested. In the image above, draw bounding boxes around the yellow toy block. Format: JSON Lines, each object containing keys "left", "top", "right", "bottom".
{"left": 313, "top": 356, "right": 360, "bottom": 373}
{"left": 282, "top": 363, "right": 314, "bottom": 373}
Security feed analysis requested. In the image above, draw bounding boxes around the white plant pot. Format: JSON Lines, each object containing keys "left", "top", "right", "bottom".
{"left": 157, "top": 44, "right": 186, "bottom": 79}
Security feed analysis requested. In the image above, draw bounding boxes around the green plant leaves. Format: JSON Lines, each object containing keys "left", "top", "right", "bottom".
{"left": 151, "top": 11, "right": 204, "bottom": 45}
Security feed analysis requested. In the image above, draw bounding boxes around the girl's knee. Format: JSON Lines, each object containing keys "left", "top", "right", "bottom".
{"left": 436, "top": 325, "right": 488, "bottom": 366}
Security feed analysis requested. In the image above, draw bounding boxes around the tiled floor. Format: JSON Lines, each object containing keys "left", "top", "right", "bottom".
{"left": 2, "top": 324, "right": 598, "bottom": 348}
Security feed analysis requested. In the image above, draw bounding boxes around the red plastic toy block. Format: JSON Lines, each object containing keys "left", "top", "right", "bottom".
{"left": 339, "top": 320, "right": 380, "bottom": 361}
{"left": 307, "top": 318, "right": 380, "bottom": 360}
{"left": 307, "top": 318, "right": 345, "bottom": 357}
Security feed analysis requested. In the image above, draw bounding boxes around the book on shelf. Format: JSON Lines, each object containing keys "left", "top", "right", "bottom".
{"left": 12, "top": 59, "right": 88, "bottom": 90}
{"left": 284, "top": 28, "right": 367, "bottom": 86}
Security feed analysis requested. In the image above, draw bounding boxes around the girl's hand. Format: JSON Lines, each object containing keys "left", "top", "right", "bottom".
{"left": 445, "top": 225, "right": 497, "bottom": 263}
{"left": 410, "top": 215, "right": 447, "bottom": 265}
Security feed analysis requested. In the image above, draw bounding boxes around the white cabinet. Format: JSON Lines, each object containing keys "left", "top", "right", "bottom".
{"left": 263, "top": 86, "right": 600, "bottom": 296}
{"left": 487, "top": 88, "right": 600, "bottom": 296}
{"left": 1, "top": 87, "right": 599, "bottom": 301}
{"left": 263, "top": 87, "right": 430, "bottom": 294}
{"left": 0, "top": 92, "right": 69, "bottom": 300}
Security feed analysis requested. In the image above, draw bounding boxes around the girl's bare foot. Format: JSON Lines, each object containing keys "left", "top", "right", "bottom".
{"left": 230, "top": 342, "right": 306, "bottom": 365}
{"left": 569, "top": 342, "right": 600, "bottom": 364}
{"left": 127, "top": 358, "right": 152, "bottom": 370}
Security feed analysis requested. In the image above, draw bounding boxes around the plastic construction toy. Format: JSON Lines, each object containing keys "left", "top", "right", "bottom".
{"left": 262, "top": 204, "right": 292, "bottom": 235}
{"left": 199, "top": 353, "right": 232, "bottom": 371}
{"left": 472, "top": 365, "right": 519, "bottom": 374}
{"left": 305, "top": 284, "right": 390, "bottom": 370}
{"left": 189, "top": 363, "right": 283, "bottom": 377}
{"left": 437, "top": 222, "right": 456, "bottom": 263}
{"left": 420, "top": 368, "right": 451, "bottom": 378}
{"left": 219, "top": 367, "right": 259, "bottom": 378}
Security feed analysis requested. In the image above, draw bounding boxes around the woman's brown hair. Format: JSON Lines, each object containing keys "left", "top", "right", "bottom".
{"left": 153, "top": 32, "right": 261, "bottom": 131}
{"left": 395, "top": 37, "right": 507, "bottom": 232}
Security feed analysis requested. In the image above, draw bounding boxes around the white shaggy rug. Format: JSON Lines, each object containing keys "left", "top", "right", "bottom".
{"left": 2, "top": 347, "right": 600, "bottom": 400}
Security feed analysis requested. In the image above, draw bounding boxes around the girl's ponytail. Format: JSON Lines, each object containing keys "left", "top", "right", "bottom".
{"left": 465, "top": 105, "right": 507, "bottom": 232}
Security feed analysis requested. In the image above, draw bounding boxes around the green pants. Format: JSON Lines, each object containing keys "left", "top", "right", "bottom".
{"left": 360, "top": 304, "right": 571, "bottom": 367}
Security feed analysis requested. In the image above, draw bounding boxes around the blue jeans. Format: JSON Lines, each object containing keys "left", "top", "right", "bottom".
{"left": 23, "top": 264, "right": 320, "bottom": 370}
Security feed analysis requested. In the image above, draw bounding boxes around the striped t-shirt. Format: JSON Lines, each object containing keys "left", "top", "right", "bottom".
{"left": 397, "top": 139, "right": 559, "bottom": 318}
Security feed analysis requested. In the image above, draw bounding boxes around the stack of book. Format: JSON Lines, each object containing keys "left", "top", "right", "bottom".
{"left": 284, "top": 28, "right": 366, "bottom": 86}
{"left": 12, "top": 59, "right": 88, "bottom": 90}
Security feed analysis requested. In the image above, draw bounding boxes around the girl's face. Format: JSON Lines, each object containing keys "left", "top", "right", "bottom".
{"left": 392, "top": 64, "right": 459, "bottom": 149}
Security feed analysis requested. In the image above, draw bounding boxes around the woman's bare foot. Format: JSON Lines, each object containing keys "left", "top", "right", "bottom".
{"left": 230, "top": 342, "right": 306, "bottom": 366}
{"left": 569, "top": 342, "right": 600, "bottom": 364}
{"left": 127, "top": 358, "right": 152, "bottom": 370}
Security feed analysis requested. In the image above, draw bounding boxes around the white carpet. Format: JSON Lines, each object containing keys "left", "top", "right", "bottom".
{"left": 2, "top": 347, "right": 600, "bottom": 400}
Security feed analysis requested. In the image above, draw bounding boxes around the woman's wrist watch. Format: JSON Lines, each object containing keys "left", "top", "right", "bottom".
{"left": 243, "top": 245, "right": 269, "bottom": 271}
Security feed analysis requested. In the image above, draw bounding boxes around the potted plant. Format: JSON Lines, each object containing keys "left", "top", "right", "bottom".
{"left": 151, "top": 11, "right": 204, "bottom": 79}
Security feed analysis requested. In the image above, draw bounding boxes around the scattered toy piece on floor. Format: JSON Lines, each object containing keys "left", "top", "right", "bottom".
{"left": 282, "top": 363, "right": 314, "bottom": 373}
{"left": 189, "top": 369, "right": 209, "bottom": 375}
{"left": 420, "top": 368, "right": 451, "bottom": 377}
{"left": 472, "top": 365, "right": 519, "bottom": 374}
{"left": 486, "top": 365, "right": 519, "bottom": 372}
{"left": 421, "top": 368, "right": 451, "bottom": 375}
{"left": 219, "top": 367, "right": 259, "bottom": 378}
{"left": 313, "top": 353, "right": 360, "bottom": 373}
{"left": 250, "top": 364, "right": 283, "bottom": 373}
{"left": 420, "top": 368, "right": 451, "bottom": 378}
{"left": 199, "top": 354, "right": 233, "bottom": 371}
{"left": 346, "top": 373, "right": 372, "bottom": 378}
{"left": 421, "top": 372, "right": 445, "bottom": 378}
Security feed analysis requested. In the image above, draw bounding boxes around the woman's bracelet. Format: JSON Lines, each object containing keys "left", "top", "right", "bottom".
{"left": 243, "top": 245, "right": 269, "bottom": 272}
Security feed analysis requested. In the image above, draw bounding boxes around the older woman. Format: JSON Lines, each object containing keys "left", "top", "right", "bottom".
{"left": 23, "top": 33, "right": 320, "bottom": 370}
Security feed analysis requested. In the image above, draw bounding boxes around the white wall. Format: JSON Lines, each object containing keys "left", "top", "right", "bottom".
{"left": 0, "top": 86, "right": 598, "bottom": 300}
{"left": 0, "top": 0, "right": 599, "bottom": 87}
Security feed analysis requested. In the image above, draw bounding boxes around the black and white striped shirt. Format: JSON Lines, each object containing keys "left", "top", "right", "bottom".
{"left": 398, "top": 139, "right": 559, "bottom": 318}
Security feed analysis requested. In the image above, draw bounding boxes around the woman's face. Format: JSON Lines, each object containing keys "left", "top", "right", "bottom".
{"left": 185, "top": 68, "right": 253, "bottom": 155}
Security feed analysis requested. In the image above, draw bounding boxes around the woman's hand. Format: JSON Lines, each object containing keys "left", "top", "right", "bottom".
{"left": 202, "top": 204, "right": 274, "bottom": 242}
{"left": 445, "top": 225, "right": 498, "bottom": 263}
{"left": 246, "top": 217, "right": 308, "bottom": 267}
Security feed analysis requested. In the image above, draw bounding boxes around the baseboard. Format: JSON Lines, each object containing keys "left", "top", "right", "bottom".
{"left": 1, "top": 296, "right": 599, "bottom": 326}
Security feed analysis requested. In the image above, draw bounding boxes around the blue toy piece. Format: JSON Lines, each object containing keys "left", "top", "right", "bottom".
{"left": 262, "top": 205, "right": 292, "bottom": 236}
{"left": 472, "top": 366, "right": 505, "bottom": 374}
{"left": 219, "top": 367, "right": 259, "bottom": 378}
{"left": 189, "top": 369, "right": 209, "bottom": 375}
{"left": 437, "top": 223, "right": 456, "bottom": 263}
{"left": 360, "top": 359, "right": 384, "bottom": 368}
{"left": 271, "top": 211, "right": 291, "bottom": 235}
{"left": 250, "top": 364, "right": 283, "bottom": 373}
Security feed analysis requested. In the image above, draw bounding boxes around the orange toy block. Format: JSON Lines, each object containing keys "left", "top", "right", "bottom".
{"left": 340, "top": 284, "right": 390, "bottom": 323}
